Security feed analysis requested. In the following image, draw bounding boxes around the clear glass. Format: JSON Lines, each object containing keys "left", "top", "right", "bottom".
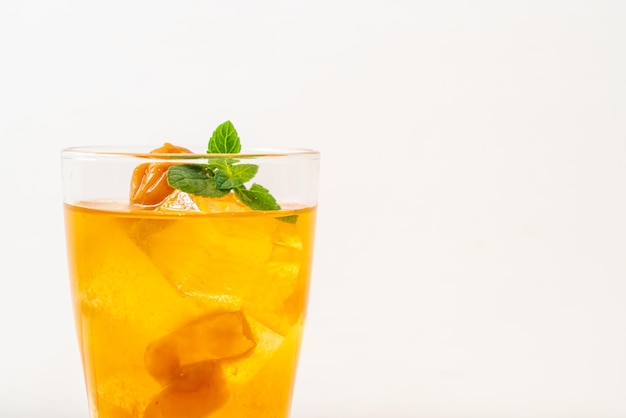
{"left": 61, "top": 145, "right": 320, "bottom": 418}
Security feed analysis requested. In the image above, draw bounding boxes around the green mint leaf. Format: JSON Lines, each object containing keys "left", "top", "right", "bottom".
{"left": 208, "top": 157, "right": 238, "bottom": 171}
{"left": 215, "top": 164, "right": 259, "bottom": 190}
{"left": 277, "top": 215, "right": 299, "bottom": 224}
{"left": 167, "top": 165, "right": 228, "bottom": 198}
{"left": 234, "top": 183, "right": 281, "bottom": 211}
{"left": 208, "top": 120, "right": 241, "bottom": 154}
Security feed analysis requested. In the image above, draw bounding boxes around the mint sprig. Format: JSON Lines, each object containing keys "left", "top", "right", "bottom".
{"left": 166, "top": 121, "right": 293, "bottom": 220}
{"left": 167, "top": 165, "right": 228, "bottom": 198}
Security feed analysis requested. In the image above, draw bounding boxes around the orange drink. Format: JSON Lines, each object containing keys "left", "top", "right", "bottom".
{"left": 62, "top": 127, "right": 319, "bottom": 418}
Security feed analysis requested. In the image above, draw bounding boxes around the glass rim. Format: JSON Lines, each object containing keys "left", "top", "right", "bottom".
{"left": 61, "top": 145, "right": 320, "bottom": 160}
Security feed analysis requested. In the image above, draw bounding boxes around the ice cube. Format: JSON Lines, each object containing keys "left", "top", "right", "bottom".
{"left": 221, "top": 314, "right": 284, "bottom": 385}
{"left": 143, "top": 361, "right": 230, "bottom": 418}
{"left": 237, "top": 226, "right": 306, "bottom": 335}
{"left": 157, "top": 190, "right": 250, "bottom": 213}
{"left": 156, "top": 190, "right": 200, "bottom": 212}
{"left": 209, "top": 322, "right": 304, "bottom": 418}
{"left": 78, "top": 222, "right": 204, "bottom": 338}
{"left": 95, "top": 368, "right": 161, "bottom": 418}
{"left": 144, "top": 311, "right": 256, "bottom": 384}
{"left": 142, "top": 211, "right": 306, "bottom": 335}
{"left": 143, "top": 216, "right": 274, "bottom": 301}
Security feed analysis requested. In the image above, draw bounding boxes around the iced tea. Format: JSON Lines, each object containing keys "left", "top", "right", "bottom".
{"left": 64, "top": 194, "right": 316, "bottom": 418}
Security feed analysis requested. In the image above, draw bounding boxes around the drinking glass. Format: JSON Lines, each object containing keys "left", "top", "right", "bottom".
{"left": 61, "top": 144, "right": 320, "bottom": 418}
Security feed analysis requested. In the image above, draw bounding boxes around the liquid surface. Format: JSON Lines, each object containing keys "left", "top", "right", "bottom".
{"left": 64, "top": 200, "right": 316, "bottom": 418}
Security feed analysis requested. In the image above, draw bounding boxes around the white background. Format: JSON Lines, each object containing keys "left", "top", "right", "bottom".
{"left": 1, "top": 1, "right": 626, "bottom": 417}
